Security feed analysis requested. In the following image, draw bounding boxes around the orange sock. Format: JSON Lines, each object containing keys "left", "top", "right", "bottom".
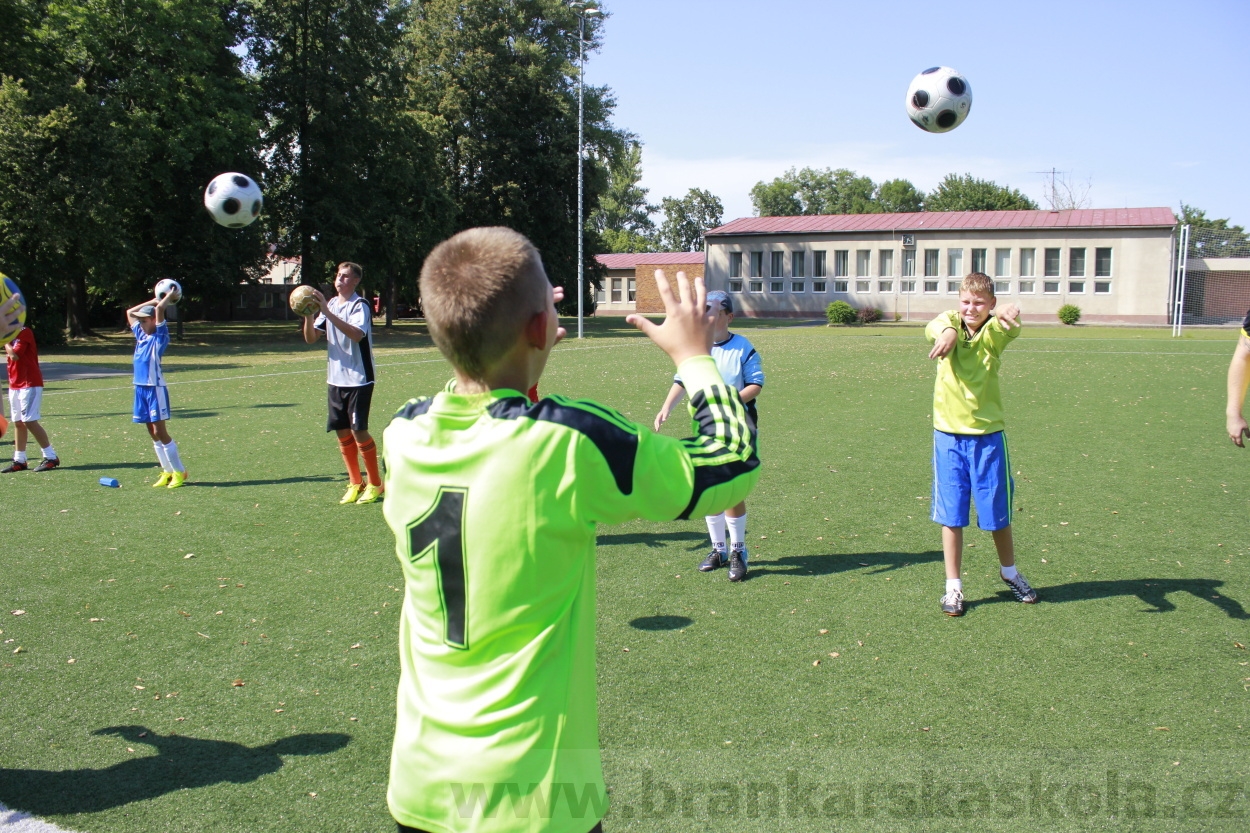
{"left": 338, "top": 435, "right": 362, "bottom": 485}
{"left": 359, "top": 438, "right": 382, "bottom": 490}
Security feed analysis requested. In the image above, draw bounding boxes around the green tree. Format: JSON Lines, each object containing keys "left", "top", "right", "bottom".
{"left": 659, "top": 188, "right": 723, "bottom": 252}
{"left": 875, "top": 178, "right": 924, "bottom": 213}
{"left": 1179, "top": 204, "right": 1250, "bottom": 258}
{"left": 750, "top": 167, "right": 879, "bottom": 216}
{"left": 749, "top": 176, "right": 801, "bottom": 217}
{"left": 926, "top": 173, "right": 1038, "bottom": 212}
{"left": 592, "top": 140, "right": 657, "bottom": 253}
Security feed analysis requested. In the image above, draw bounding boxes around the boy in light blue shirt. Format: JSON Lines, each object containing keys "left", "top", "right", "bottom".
{"left": 127, "top": 293, "right": 187, "bottom": 488}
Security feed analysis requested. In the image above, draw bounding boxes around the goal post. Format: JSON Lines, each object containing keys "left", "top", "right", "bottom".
{"left": 1174, "top": 224, "right": 1250, "bottom": 335}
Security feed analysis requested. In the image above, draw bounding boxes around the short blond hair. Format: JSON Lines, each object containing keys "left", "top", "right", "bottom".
{"left": 338, "top": 262, "right": 362, "bottom": 281}
{"left": 960, "top": 272, "right": 995, "bottom": 298}
{"left": 420, "top": 227, "right": 549, "bottom": 378}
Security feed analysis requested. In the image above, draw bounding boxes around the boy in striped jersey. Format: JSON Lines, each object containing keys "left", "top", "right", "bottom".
{"left": 926, "top": 272, "right": 1034, "bottom": 616}
{"left": 382, "top": 227, "right": 758, "bottom": 833}
{"left": 127, "top": 294, "right": 187, "bottom": 488}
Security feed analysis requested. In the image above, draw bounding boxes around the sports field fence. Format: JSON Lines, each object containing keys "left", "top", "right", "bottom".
{"left": 1171, "top": 223, "right": 1250, "bottom": 335}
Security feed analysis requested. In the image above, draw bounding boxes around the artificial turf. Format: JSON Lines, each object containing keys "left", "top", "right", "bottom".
{"left": 0, "top": 318, "right": 1246, "bottom": 832}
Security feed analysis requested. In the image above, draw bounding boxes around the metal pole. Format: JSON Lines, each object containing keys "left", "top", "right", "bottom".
{"left": 576, "top": 14, "right": 585, "bottom": 339}
{"left": 1173, "top": 224, "right": 1190, "bottom": 337}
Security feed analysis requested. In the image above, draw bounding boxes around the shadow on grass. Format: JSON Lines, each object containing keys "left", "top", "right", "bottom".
{"left": 0, "top": 726, "right": 350, "bottom": 815}
{"left": 630, "top": 615, "right": 695, "bottom": 631}
{"left": 747, "top": 550, "right": 944, "bottom": 578}
{"left": 969, "top": 578, "right": 1249, "bottom": 619}
{"left": 67, "top": 462, "right": 158, "bottom": 471}
{"left": 597, "top": 531, "right": 707, "bottom": 549}
{"left": 194, "top": 475, "right": 339, "bottom": 487}
{"left": 252, "top": 402, "right": 297, "bottom": 408}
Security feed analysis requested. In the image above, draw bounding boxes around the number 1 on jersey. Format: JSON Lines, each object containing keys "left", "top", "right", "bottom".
{"left": 406, "top": 487, "right": 469, "bottom": 649}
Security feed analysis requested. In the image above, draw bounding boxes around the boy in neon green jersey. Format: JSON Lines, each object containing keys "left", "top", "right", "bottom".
{"left": 926, "top": 272, "right": 1035, "bottom": 617}
{"left": 382, "top": 227, "right": 759, "bottom": 833}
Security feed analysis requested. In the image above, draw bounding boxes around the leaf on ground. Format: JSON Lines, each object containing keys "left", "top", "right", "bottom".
{"left": 812, "top": 660, "right": 821, "bottom": 666}
{"left": 829, "top": 652, "right": 840, "bottom": 658}
{"left": 134, "top": 685, "right": 145, "bottom": 690}
{"left": 232, "top": 679, "right": 245, "bottom": 687}
{"left": 819, "top": 629, "right": 829, "bottom": 635}
{"left": 11, "top": 610, "right": 25, "bottom": 616}
{"left": 1235, "top": 642, "right": 1246, "bottom": 650}
{"left": 184, "top": 554, "right": 195, "bottom": 559}
{"left": 1155, "top": 726, "right": 1170, "bottom": 731}
{"left": 178, "top": 611, "right": 190, "bottom": 617}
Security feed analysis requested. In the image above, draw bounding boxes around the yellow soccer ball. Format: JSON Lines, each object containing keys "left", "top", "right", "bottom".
{"left": 0, "top": 273, "right": 27, "bottom": 346}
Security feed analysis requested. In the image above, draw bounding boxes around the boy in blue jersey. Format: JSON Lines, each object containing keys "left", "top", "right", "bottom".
{"left": 126, "top": 295, "right": 187, "bottom": 488}
{"left": 654, "top": 290, "right": 763, "bottom": 581}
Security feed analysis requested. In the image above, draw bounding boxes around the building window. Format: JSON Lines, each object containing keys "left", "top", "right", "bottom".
{"left": 856, "top": 249, "right": 871, "bottom": 277}
{"left": 1019, "top": 248, "right": 1035, "bottom": 277}
{"left": 1069, "top": 247, "right": 1086, "bottom": 276}
{"left": 792, "top": 251, "right": 805, "bottom": 278}
{"left": 923, "top": 280, "right": 939, "bottom": 293}
{"left": 901, "top": 249, "right": 916, "bottom": 278}
{"left": 595, "top": 284, "right": 606, "bottom": 303}
{"left": 971, "top": 248, "right": 987, "bottom": 274}
{"left": 1095, "top": 247, "right": 1112, "bottom": 277}
{"left": 947, "top": 248, "right": 963, "bottom": 277}
{"left": 750, "top": 252, "right": 764, "bottom": 277}
{"left": 1043, "top": 280, "right": 1061, "bottom": 294}
{"left": 834, "top": 250, "right": 850, "bottom": 277}
{"left": 729, "top": 252, "right": 742, "bottom": 278}
{"left": 749, "top": 279, "right": 764, "bottom": 293}
{"left": 771, "top": 251, "right": 785, "bottom": 277}
{"left": 1018, "top": 280, "right": 1035, "bottom": 294}
{"left": 946, "top": 280, "right": 961, "bottom": 294}
{"left": 878, "top": 280, "right": 894, "bottom": 293}
{"left": 856, "top": 280, "right": 870, "bottom": 293}
{"left": 994, "top": 280, "right": 1010, "bottom": 295}
{"left": 812, "top": 280, "right": 827, "bottom": 293}
{"left": 628, "top": 278, "right": 636, "bottom": 302}
{"left": 611, "top": 279, "right": 622, "bottom": 302}
{"left": 791, "top": 280, "right": 805, "bottom": 293}
{"left": 1044, "top": 248, "right": 1061, "bottom": 277}
{"left": 770, "top": 280, "right": 784, "bottom": 293}
{"left": 879, "top": 249, "right": 894, "bottom": 277}
{"left": 901, "top": 280, "right": 916, "bottom": 294}
{"left": 924, "top": 249, "right": 939, "bottom": 277}
{"left": 259, "top": 292, "right": 274, "bottom": 308}
{"left": 237, "top": 294, "right": 247, "bottom": 308}
{"left": 994, "top": 248, "right": 1011, "bottom": 278}
{"left": 813, "top": 250, "right": 827, "bottom": 277}
{"left": 1068, "top": 280, "right": 1085, "bottom": 294}
{"left": 1094, "top": 281, "right": 1112, "bottom": 294}
{"left": 728, "top": 279, "right": 743, "bottom": 293}
{"left": 833, "top": 280, "right": 848, "bottom": 293}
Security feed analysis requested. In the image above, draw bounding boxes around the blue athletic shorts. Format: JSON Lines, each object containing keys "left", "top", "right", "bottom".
{"left": 931, "top": 429, "right": 1013, "bottom": 531}
{"left": 133, "top": 385, "right": 171, "bottom": 424}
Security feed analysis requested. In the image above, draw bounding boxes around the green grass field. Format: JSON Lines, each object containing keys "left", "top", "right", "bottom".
{"left": 1, "top": 319, "right": 1247, "bottom": 832}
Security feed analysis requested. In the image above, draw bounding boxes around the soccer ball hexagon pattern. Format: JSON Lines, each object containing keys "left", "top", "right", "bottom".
{"left": 905, "top": 67, "right": 972, "bottom": 133}
{"left": 203, "top": 172, "right": 264, "bottom": 228}
{"left": 0, "top": 273, "right": 27, "bottom": 346}
{"left": 155, "top": 278, "right": 183, "bottom": 303}
{"left": 289, "top": 285, "right": 320, "bottom": 317}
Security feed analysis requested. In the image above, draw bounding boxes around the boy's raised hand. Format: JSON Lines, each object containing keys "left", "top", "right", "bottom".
{"left": 626, "top": 270, "right": 714, "bottom": 367}
{"left": 996, "top": 303, "right": 1022, "bottom": 329}
{"left": 928, "top": 327, "right": 958, "bottom": 360}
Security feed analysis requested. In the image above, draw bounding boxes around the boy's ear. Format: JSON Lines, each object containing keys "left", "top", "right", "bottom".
{"left": 523, "top": 307, "right": 550, "bottom": 349}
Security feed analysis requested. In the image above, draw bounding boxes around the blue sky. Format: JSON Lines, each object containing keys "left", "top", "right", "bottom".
{"left": 586, "top": 0, "right": 1249, "bottom": 225}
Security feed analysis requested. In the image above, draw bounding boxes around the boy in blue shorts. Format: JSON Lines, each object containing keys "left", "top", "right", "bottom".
{"left": 127, "top": 295, "right": 187, "bottom": 488}
{"left": 654, "top": 290, "right": 763, "bottom": 582}
{"left": 926, "top": 272, "right": 1035, "bottom": 616}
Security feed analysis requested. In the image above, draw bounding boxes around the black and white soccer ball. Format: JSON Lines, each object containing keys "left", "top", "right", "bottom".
{"left": 203, "top": 172, "right": 263, "bottom": 228}
{"left": 155, "top": 278, "right": 182, "bottom": 304}
{"left": 905, "top": 67, "right": 972, "bottom": 133}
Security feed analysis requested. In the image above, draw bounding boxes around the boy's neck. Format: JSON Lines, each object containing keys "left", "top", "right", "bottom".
{"left": 713, "top": 328, "right": 732, "bottom": 343}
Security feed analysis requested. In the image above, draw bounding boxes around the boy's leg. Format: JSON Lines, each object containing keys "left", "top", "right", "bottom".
{"left": 337, "top": 429, "right": 363, "bottom": 503}
{"left": 969, "top": 432, "right": 1036, "bottom": 603}
{"left": 14, "top": 421, "right": 27, "bottom": 456}
{"left": 725, "top": 501, "right": 748, "bottom": 581}
{"left": 350, "top": 385, "right": 383, "bottom": 503}
{"left": 27, "top": 420, "right": 60, "bottom": 470}
{"left": 932, "top": 431, "right": 972, "bottom": 616}
{"left": 154, "top": 418, "right": 188, "bottom": 488}
{"left": 700, "top": 513, "right": 727, "bottom": 571}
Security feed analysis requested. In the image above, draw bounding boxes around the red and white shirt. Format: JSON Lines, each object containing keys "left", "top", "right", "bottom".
{"left": 6, "top": 326, "right": 44, "bottom": 389}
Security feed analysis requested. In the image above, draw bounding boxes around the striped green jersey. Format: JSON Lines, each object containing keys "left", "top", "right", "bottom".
{"left": 382, "top": 355, "right": 759, "bottom": 833}
{"left": 925, "top": 310, "right": 1020, "bottom": 435}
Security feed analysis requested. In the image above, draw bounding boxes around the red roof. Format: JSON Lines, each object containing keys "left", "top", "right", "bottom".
{"left": 706, "top": 207, "right": 1178, "bottom": 237}
{"left": 595, "top": 252, "right": 706, "bottom": 268}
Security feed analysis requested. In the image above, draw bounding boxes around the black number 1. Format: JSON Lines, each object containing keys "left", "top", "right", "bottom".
{"left": 407, "top": 487, "right": 468, "bottom": 649}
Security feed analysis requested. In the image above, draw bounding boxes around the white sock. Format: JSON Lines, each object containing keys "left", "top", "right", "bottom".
{"left": 1001, "top": 565, "right": 1019, "bottom": 580}
{"left": 946, "top": 578, "right": 963, "bottom": 594}
{"left": 154, "top": 441, "right": 173, "bottom": 472}
{"left": 705, "top": 514, "right": 727, "bottom": 550}
{"left": 163, "top": 441, "right": 184, "bottom": 473}
{"left": 42, "top": 446, "right": 57, "bottom": 460}
{"left": 727, "top": 514, "right": 747, "bottom": 549}
{"left": 14, "top": 450, "right": 27, "bottom": 464}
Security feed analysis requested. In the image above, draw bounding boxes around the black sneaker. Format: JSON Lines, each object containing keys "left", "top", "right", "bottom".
{"left": 1, "top": 461, "right": 28, "bottom": 473}
{"left": 699, "top": 550, "right": 726, "bottom": 572}
{"left": 1002, "top": 572, "right": 1039, "bottom": 603}
{"left": 33, "top": 458, "right": 60, "bottom": 472}
{"left": 941, "top": 589, "right": 965, "bottom": 616}
{"left": 728, "top": 548, "right": 748, "bottom": 582}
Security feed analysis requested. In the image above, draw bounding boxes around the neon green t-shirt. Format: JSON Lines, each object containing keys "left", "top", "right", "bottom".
{"left": 381, "top": 355, "right": 759, "bottom": 833}
{"left": 925, "top": 310, "right": 1021, "bottom": 435}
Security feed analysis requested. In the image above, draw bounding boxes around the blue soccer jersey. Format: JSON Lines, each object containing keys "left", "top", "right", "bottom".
{"left": 674, "top": 332, "right": 763, "bottom": 393}
{"left": 132, "top": 321, "right": 169, "bottom": 387}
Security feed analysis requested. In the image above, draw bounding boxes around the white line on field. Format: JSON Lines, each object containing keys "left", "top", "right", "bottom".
{"left": 0, "top": 802, "right": 81, "bottom": 833}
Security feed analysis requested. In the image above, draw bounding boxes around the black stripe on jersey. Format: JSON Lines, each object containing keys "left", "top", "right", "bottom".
{"left": 677, "top": 454, "right": 760, "bottom": 520}
{"left": 489, "top": 396, "right": 638, "bottom": 495}
{"left": 393, "top": 398, "right": 434, "bottom": 421}
{"left": 348, "top": 297, "right": 376, "bottom": 384}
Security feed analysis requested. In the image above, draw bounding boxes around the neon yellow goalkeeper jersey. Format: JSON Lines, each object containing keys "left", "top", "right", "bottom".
{"left": 925, "top": 310, "right": 1021, "bottom": 435}
{"left": 382, "top": 356, "right": 759, "bottom": 833}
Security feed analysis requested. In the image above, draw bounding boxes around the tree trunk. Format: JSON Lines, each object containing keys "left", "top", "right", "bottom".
{"left": 64, "top": 274, "right": 96, "bottom": 338}
{"left": 386, "top": 271, "right": 395, "bottom": 327}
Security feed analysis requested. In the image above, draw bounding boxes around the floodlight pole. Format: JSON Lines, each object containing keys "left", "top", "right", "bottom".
{"left": 571, "top": 2, "right": 599, "bottom": 339}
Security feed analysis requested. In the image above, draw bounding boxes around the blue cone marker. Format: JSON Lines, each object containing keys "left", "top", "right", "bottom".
{"left": 99, "top": 477, "right": 120, "bottom": 488}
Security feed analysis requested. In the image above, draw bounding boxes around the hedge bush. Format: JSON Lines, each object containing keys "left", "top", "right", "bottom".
{"left": 857, "top": 306, "right": 883, "bottom": 324}
{"left": 826, "top": 301, "right": 856, "bottom": 325}
{"left": 1057, "top": 304, "right": 1081, "bottom": 325}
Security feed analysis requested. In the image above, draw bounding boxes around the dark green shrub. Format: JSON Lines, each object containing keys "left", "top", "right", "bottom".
{"left": 826, "top": 300, "right": 856, "bottom": 325}
{"left": 857, "top": 306, "right": 883, "bottom": 324}
{"left": 1057, "top": 304, "right": 1081, "bottom": 325}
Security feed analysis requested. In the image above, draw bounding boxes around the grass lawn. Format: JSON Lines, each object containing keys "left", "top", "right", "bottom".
{"left": 1, "top": 318, "right": 1246, "bottom": 832}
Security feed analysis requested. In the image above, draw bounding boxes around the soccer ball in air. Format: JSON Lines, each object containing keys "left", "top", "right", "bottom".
{"left": 0, "top": 273, "right": 27, "bottom": 346}
{"left": 203, "top": 172, "right": 263, "bottom": 228}
{"left": 905, "top": 67, "right": 972, "bottom": 133}
{"left": 289, "top": 285, "right": 320, "bottom": 317}
{"left": 155, "top": 278, "right": 182, "bottom": 304}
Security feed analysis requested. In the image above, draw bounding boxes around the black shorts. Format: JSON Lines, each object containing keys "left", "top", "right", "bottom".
{"left": 327, "top": 384, "right": 374, "bottom": 432}
{"left": 399, "top": 824, "right": 602, "bottom": 833}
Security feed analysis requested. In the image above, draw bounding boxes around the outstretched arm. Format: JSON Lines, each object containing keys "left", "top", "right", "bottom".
{"left": 1228, "top": 332, "right": 1250, "bottom": 447}
{"left": 654, "top": 383, "right": 686, "bottom": 431}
